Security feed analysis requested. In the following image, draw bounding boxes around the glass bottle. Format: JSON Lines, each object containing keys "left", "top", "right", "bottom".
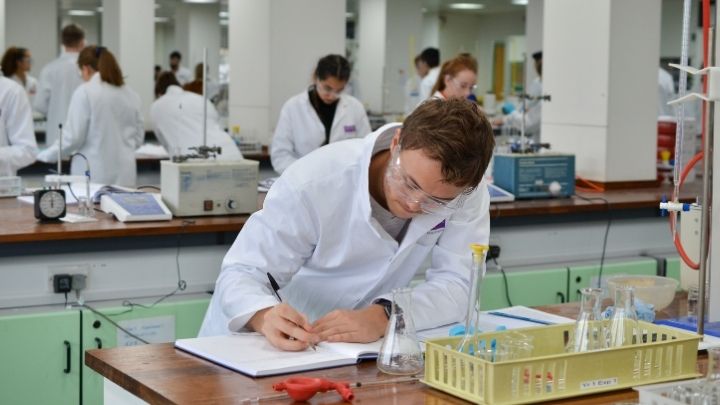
{"left": 377, "top": 287, "right": 423, "bottom": 375}
{"left": 457, "top": 244, "right": 489, "bottom": 355}
{"left": 567, "top": 288, "right": 605, "bottom": 352}
{"left": 607, "top": 286, "right": 639, "bottom": 347}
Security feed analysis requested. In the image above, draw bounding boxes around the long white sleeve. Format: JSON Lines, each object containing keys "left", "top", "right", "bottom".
{"left": 0, "top": 86, "right": 37, "bottom": 174}
{"left": 270, "top": 103, "right": 299, "bottom": 174}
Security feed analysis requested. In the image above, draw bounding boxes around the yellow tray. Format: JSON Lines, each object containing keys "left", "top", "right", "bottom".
{"left": 423, "top": 321, "right": 701, "bottom": 404}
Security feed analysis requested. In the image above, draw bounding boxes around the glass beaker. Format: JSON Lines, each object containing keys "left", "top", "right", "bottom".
{"left": 457, "top": 244, "right": 489, "bottom": 355}
{"left": 499, "top": 331, "right": 534, "bottom": 361}
{"left": 688, "top": 285, "right": 699, "bottom": 322}
{"left": 377, "top": 287, "right": 424, "bottom": 375}
{"left": 567, "top": 288, "right": 605, "bottom": 352}
{"left": 607, "top": 286, "right": 639, "bottom": 347}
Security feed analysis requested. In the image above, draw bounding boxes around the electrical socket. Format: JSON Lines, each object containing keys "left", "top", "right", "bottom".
{"left": 47, "top": 263, "right": 90, "bottom": 292}
{"left": 72, "top": 274, "right": 87, "bottom": 291}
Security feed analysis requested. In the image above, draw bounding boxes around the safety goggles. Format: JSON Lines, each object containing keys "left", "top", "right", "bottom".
{"left": 452, "top": 77, "right": 477, "bottom": 93}
{"left": 315, "top": 80, "right": 344, "bottom": 98}
{"left": 385, "top": 146, "right": 472, "bottom": 216}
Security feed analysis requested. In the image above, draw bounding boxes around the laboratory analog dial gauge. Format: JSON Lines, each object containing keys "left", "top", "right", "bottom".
{"left": 33, "top": 189, "right": 67, "bottom": 221}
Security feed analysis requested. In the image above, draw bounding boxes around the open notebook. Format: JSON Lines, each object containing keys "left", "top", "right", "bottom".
{"left": 175, "top": 333, "right": 382, "bottom": 377}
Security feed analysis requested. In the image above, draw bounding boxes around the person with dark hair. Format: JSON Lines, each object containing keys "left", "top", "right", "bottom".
{"left": 34, "top": 24, "right": 86, "bottom": 145}
{"left": 200, "top": 98, "right": 495, "bottom": 351}
{"left": 1, "top": 47, "right": 37, "bottom": 104}
{"left": 37, "top": 46, "right": 144, "bottom": 187}
{"left": 169, "top": 50, "right": 192, "bottom": 85}
{"left": 495, "top": 50, "right": 543, "bottom": 137}
{"left": 270, "top": 54, "right": 371, "bottom": 174}
{"left": 432, "top": 53, "right": 478, "bottom": 101}
{"left": 417, "top": 47, "right": 440, "bottom": 102}
{"left": 151, "top": 71, "right": 241, "bottom": 161}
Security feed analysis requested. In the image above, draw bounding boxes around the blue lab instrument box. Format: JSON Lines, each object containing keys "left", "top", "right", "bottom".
{"left": 493, "top": 153, "right": 575, "bottom": 199}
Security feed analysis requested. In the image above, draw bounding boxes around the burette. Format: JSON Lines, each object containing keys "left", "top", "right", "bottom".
{"left": 672, "top": 0, "right": 692, "bottom": 221}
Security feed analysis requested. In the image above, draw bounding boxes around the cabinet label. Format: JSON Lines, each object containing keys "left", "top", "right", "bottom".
{"left": 579, "top": 377, "right": 618, "bottom": 390}
{"left": 117, "top": 315, "right": 175, "bottom": 346}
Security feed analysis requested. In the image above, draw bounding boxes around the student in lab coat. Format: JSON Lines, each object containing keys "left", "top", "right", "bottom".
{"left": 169, "top": 51, "right": 193, "bottom": 86}
{"left": 0, "top": 76, "right": 38, "bottom": 175}
{"left": 270, "top": 54, "right": 371, "bottom": 174}
{"left": 1, "top": 47, "right": 37, "bottom": 105}
{"left": 34, "top": 24, "right": 85, "bottom": 145}
{"left": 495, "top": 51, "right": 543, "bottom": 138}
{"left": 417, "top": 48, "right": 440, "bottom": 102}
{"left": 404, "top": 55, "right": 427, "bottom": 116}
{"left": 431, "top": 54, "right": 478, "bottom": 101}
{"left": 36, "top": 46, "right": 144, "bottom": 187}
{"left": 658, "top": 66, "right": 675, "bottom": 116}
{"left": 151, "top": 72, "right": 242, "bottom": 160}
{"left": 200, "top": 98, "right": 495, "bottom": 351}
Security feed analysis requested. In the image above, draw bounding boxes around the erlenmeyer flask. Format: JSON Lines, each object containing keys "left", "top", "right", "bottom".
{"left": 377, "top": 287, "right": 423, "bottom": 375}
{"left": 607, "top": 286, "right": 639, "bottom": 347}
{"left": 567, "top": 288, "right": 605, "bottom": 352}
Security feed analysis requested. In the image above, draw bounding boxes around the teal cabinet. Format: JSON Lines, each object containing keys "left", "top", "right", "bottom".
{"left": 82, "top": 298, "right": 211, "bottom": 404}
{"left": 0, "top": 310, "right": 80, "bottom": 405}
{"left": 568, "top": 258, "right": 657, "bottom": 301}
{"left": 480, "top": 267, "right": 568, "bottom": 310}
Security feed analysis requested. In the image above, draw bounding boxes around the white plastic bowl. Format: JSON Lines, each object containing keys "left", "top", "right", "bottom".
{"left": 606, "top": 275, "right": 679, "bottom": 311}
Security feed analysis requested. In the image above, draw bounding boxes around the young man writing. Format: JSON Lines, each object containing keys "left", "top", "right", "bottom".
{"left": 200, "top": 98, "right": 495, "bottom": 351}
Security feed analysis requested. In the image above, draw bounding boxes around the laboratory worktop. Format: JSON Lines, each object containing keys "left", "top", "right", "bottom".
{"left": 0, "top": 181, "right": 699, "bottom": 244}
{"left": 85, "top": 293, "right": 707, "bottom": 405}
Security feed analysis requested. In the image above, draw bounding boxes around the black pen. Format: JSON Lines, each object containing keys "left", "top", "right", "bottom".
{"left": 266, "top": 272, "right": 316, "bottom": 351}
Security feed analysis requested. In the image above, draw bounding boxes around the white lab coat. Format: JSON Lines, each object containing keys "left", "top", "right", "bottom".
{"left": 0, "top": 77, "right": 38, "bottom": 174}
{"left": 658, "top": 68, "right": 676, "bottom": 116}
{"left": 151, "top": 85, "right": 241, "bottom": 160}
{"left": 270, "top": 90, "right": 371, "bottom": 174}
{"left": 36, "top": 73, "right": 144, "bottom": 187}
{"left": 173, "top": 66, "right": 193, "bottom": 86}
{"left": 10, "top": 74, "right": 37, "bottom": 109}
{"left": 199, "top": 123, "right": 491, "bottom": 337}
{"left": 504, "top": 77, "right": 543, "bottom": 137}
{"left": 33, "top": 51, "right": 82, "bottom": 145}
{"left": 418, "top": 66, "right": 440, "bottom": 103}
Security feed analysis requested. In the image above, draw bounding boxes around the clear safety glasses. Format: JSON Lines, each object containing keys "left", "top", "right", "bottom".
{"left": 452, "top": 77, "right": 477, "bottom": 93}
{"left": 385, "top": 146, "right": 472, "bottom": 216}
{"left": 315, "top": 80, "right": 344, "bottom": 98}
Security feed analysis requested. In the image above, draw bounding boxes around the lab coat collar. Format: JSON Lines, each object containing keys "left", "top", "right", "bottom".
{"left": 89, "top": 72, "right": 101, "bottom": 84}
{"left": 165, "top": 85, "right": 183, "bottom": 96}
{"left": 303, "top": 90, "right": 351, "bottom": 132}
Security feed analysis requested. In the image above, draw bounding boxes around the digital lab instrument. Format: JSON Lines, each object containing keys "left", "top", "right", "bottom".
{"left": 100, "top": 192, "right": 172, "bottom": 222}
{"left": 160, "top": 48, "right": 259, "bottom": 217}
{"left": 493, "top": 153, "right": 575, "bottom": 199}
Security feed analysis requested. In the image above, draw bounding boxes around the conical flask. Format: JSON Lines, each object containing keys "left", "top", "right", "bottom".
{"left": 377, "top": 287, "right": 424, "bottom": 375}
{"left": 607, "top": 286, "right": 639, "bottom": 347}
{"left": 457, "top": 244, "right": 488, "bottom": 355}
{"left": 567, "top": 288, "right": 605, "bottom": 352}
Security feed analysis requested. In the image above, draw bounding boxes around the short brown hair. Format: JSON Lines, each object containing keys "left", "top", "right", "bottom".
{"left": 401, "top": 98, "right": 494, "bottom": 188}
{"left": 62, "top": 24, "right": 85, "bottom": 47}
{"left": 78, "top": 46, "right": 124, "bottom": 87}
{"left": 432, "top": 54, "right": 478, "bottom": 94}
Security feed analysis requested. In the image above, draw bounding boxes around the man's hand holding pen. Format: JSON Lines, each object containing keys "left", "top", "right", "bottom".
{"left": 247, "top": 303, "right": 319, "bottom": 351}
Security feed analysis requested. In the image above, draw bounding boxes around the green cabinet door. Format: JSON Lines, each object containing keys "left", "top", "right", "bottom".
{"left": 666, "top": 257, "right": 681, "bottom": 283}
{"left": 82, "top": 297, "right": 211, "bottom": 404}
{"left": 0, "top": 310, "right": 80, "bottom": 405}
{"left": 480, "top": 267, "right": 568, "bottom": 310}
{"left": 568, "top": 258, "right": 657, "bottom": 301}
